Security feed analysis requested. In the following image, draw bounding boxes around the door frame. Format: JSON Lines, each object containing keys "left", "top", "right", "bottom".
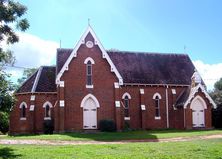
{"left": 80, "top": 94, "right": 100, "bottom": 129}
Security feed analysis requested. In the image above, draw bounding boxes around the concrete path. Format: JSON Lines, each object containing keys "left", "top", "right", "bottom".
{"left": 0, "top": 134, "right": 222, "bottom": 145}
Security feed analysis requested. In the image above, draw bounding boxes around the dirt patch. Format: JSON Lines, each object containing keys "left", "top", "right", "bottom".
{"left": 0, "top": 134, "right": 222, "bottom": 145}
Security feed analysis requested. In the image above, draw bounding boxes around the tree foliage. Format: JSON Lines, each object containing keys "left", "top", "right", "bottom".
{"left": 17, "top": 68, "right": 37, "bottom": 86}
{"left": 0, "top": 0, "right": 29, "bottom": 134}
{"left": 209, "top": 78, "right": 222, "bottom": 128}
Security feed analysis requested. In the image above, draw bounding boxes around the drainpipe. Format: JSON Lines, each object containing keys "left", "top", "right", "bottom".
{"left": 166, "top": 85, "right": 169, "bottom": 128}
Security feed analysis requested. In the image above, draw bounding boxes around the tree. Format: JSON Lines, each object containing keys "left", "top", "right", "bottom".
{"left": 0, "top": 0, "right": 29, "bottom": 134}
{"left": 17, "top": 68, "right": 37, "bottom": 86}
{"left": 210, "top": 78, "right": 222, "bottom": 128}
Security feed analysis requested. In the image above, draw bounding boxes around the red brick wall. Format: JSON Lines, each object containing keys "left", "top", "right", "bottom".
{"left": 10, "top": 93, "right": 57, "bottom": 134}
{"left": 59, "top": 33, "right": 118, "bottom": 131}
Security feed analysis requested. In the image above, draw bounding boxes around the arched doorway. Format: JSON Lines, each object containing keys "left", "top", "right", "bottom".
{"left": 80, "top": 94, "right": 100, "bottom": 129}
{"left": 190, "top": 96, "right": 207, "bottom": 128}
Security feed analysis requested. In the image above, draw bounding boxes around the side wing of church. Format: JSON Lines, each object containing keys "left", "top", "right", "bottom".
{"left": 9, "top": 26, "right": 216, "bottom": 134}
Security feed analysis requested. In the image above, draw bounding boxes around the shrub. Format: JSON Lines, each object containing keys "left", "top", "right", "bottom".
{"left": 43, "top": 119, "right": 54, "bottom": 134}
{"left": 99, "top": 119, "right": 116, "bottom": 132}
{"left": 0, "top": 111, "right": 9, "bottom": 134}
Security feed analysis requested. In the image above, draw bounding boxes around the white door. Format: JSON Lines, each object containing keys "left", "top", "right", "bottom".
{"left": 192, "top": 99, "right": 205, "bottom": 127}
{"left": 83, "top": 98, "right": 97, "bottom": 129}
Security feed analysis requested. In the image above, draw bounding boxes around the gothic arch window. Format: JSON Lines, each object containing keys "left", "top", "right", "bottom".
{"left": 84, "top": 57, "right": 95, "bottom": 88}
{"left": 122, "top": 93, "right": 131, "bottom": 118}
{"left": 43, "top": 101, "right": 53, "bottom": 120}
{"left": 153, "top": 93, "right": 161, "bottom": 119}
{"left": 19, "top": 102, "right": 27, "bottom": 120}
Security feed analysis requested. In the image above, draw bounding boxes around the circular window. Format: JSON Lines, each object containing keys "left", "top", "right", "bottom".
{"left": 86, "top": 41, "right": 94, "bottom": 48}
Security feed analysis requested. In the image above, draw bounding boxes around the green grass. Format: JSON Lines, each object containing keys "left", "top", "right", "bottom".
{"left": 0, "top": 138, "right": 222, "bottom": 158}
{"left": 0, "top": 129, "right": 222, "bottom": 141}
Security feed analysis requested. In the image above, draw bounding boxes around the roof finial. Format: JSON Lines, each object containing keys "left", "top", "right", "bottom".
{"left": 88, "top": 18, "right": 90, "bottom": 26}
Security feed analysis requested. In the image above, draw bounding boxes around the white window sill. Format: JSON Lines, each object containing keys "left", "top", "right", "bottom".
{"left": 86, "top": 85, "right": 94, "bottom": 88}
{"left": 20, "top": 117, "right": 26, "bottom": 120}
{"left": 44, "top": 117, "right": 51, "bottom": 120}
{"left": 155, "top": 116, "right": 161, "bottom": 120}
{"left": 124, "top": 117, "right": 130, "bottom": 120}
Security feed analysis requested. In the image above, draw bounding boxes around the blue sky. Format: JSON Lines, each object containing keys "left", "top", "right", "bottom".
{"left": 5, "top": 0, "right": 222, "bottom": 89}
{"left": 21, "top": 0, "right": 222, "bottom": 64}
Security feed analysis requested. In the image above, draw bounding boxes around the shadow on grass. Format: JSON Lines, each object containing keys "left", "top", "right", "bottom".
{"left": 0, "top": 147, "right": 21, "bottom": 159}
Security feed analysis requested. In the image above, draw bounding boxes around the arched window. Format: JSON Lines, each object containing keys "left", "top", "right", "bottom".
{"left": 153, "top": 93, "right": 161, "bottom": 119}
{"left": 124, "top": 96, "right": 130, "bottom": 117}
{"left": 86, "top": 61, "right": 92, "bottom": 86}
{"left": 43, "top": 101, "right": 53, "bottom": 120}
{"left": 155, "top": 96, "right": 160, "bottom": 117}
{"left": 19, "top": 102, "right": 27, "bottom": 120}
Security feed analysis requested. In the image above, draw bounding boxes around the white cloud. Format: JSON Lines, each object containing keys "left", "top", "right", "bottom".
{"left": 3, "top": 32, "right": 59, "bottom": 84}
{"left": 7, "top": 32, "right": 59, "bottom": 68}
{"left": 193, "top": 60, "right": 222, "bottom": 90}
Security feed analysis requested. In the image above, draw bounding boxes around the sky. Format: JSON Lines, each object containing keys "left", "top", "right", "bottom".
{"left": 3, "top": 0, "right": 222, "bottom": 90}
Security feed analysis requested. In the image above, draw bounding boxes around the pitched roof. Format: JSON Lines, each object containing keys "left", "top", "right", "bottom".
{"left": 56, "top": 48, "right": 72, "bottom": 74}
{"left": 16, "top": 66, "right": 56, "bottom": 93}
{"left": 175, "top": 88, "right": 190, "bottom": 107}
{"left": 107, "top": 51, "right": 195, "bottom": 85}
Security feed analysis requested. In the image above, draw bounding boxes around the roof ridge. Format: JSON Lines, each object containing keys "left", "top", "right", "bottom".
{"left": 107, "top": 50, "right": 189, "bottom": 56}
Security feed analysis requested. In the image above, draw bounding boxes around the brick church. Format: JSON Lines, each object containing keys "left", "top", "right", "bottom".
{"left": 10, "top": 25, "right": 216, "bottom": 134}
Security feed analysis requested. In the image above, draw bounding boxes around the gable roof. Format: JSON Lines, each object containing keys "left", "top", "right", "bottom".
{"left": 56, "top": 25, "right": 123, "bottom": 85}
{"left": 107, "top": 51, "right": 195, "bottom": 85}
{"left": 16, "top": 66, "right": 57, "bottom": 93}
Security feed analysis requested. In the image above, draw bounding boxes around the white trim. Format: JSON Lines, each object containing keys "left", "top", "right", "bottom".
{"left": 165, "top": 87, "right": 169, "bottom": 128}
{"left": 184, "top": 84, "right": 216, "bottom": 109}
{"left": 86, "top": 85, "right": 94, "bottom": 88}
{"left": 114, "top": 82, "right": 119, "bottom": 88}
{"left": 141, "top": 104, "right": 146, "bottom": 110}
{"left": 43, "top": 101, "right": 53, "bottom": 108}
{"left": 140, "top": 89, "right": 144, "bottom": 94}
{"left": 29, "top": 105, "right": 35, "bottom": 111}
{"left": 115, "top": 101, "right": 120, "bottom": 107}
{"left": 60, "top": 100, "right": 65, "bottom": 107}
{"left": 153, "top": 93, "right": 162, "bottom": 99}
{"left": 84, "top": 57, "right": 95, "bottom": 64}
{"left": 123, "top": 83, "right": 190, "bottom": 87}
{"left": 80, "top": 94, "right": 100, "bottom": 108}
{"left": 31, "top": 67, "right": 43, "bottom": 93}
{"left": 171, "top": 89, "right": 176, "bottom": 95}
{"left": 59, "top": 81, "right": 64, "bottom": 87}
{"left": 20, "top": 117, "right": 26, "bottom": 120}
{"left": 19, "top": 102, "right": 27, "bottom": 108}
{"left": 124, "top": 117, "right": 130, "bottom": 120}
{"left": 155, "top": 116, "right": 161, "bottom": 120}
{"left": 56, "top": 25, "right": 123, "bottom": 85}
{"left": 190, "top": 95, "right": 207, "bottom": 110}
{"left": 30, "top": 95, "right": 35, "bottom": 101}
{"left": 122, "top": 92, "right": 132, "bottom": 99}
{"left": 44, "top": 117, "right": 51, "bottom": 120}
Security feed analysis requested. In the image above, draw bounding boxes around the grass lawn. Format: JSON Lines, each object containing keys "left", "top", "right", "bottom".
{"left": 0, "top": 138, "right": 222, "bottom": 159}
{"left": 0, "top": 129, "right": 222, "bottom": 141}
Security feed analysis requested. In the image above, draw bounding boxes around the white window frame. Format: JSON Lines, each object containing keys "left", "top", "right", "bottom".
{"left": 19, "top": 102, "right": 27, "bottom": 120}
{"left": 153, "top": 93, "right": 161, "bottom": 119}
{"left": 84, "top": 57, "right": 95, "bottom": 88}
{"left": 43, "top": 101, "right": 53, "bottom": 120}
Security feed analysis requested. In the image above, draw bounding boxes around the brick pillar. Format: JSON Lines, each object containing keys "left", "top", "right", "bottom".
{"left": 59, "top": 81, "right": 65, "bottom": 132}
{"left": 140, "top": 89, "right": 146, "bottom": 129}
{"left": 114, "top": 82, "right": 122, "bottom": 131}
{"left": 29, "top": 95, "right": 36, "bottom": 134}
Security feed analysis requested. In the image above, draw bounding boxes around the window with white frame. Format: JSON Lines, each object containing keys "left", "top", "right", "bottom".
{"left": 84, "top": 57, "right": 95, "bottom": 88}
{"left": 43, "top": 102, "right": 52, "bottom": 120}
{"left": 124, "top": 96, "right": 129, "bottom": 117}
{"left": 122, "top": 93, "right": 131, "bottom": 118}
{"left": 153, "top": 93, "right": 161, "bottom": 119}
{"left": 19, "top": 102, "right": 27, "bottom": 120}
{"left": 86, "top": 61, "right": 92, "bottom": 86}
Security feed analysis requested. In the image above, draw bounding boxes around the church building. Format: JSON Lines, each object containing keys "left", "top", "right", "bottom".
{"left": 9, "top": 26, "right": 216, "bottom": 134}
